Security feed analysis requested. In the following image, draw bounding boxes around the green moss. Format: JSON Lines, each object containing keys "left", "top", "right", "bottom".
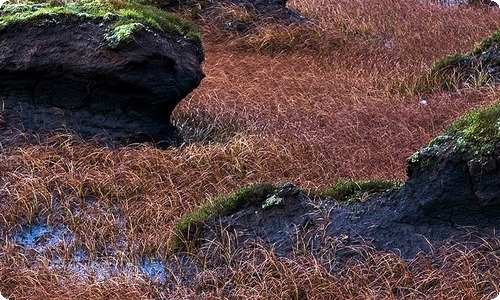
{"left": 0, "top": 0, "right": 200, "bottom": 48}
{"left": 316, "top": 179, "right": 402, "bottom": 203}
{"left": 118, "top": 4, "right": 200, "bottom": 40}
{"left": 172, "top": 183, "right": 276, "bottom": 252}
{"left": 0, "top": 3, "right": 71, "bottom": 26}
{"left": 445, "top": 102, "right": 500, "bottom": 156}
{"left": 407, "top": 102, "right": 500, "bottom": 164}
{"left": 104, "top": 21, "right": 142, "bottom": 48}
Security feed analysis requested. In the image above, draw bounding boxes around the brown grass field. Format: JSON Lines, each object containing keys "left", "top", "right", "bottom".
{"left": 1, "top": 0, "right": 500, "bottom": 298}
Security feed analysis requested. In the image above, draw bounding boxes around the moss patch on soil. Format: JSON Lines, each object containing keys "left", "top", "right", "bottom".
{"left": 315, "top": 179, "right": 402, "bottom": 203}
{"left": 408, "top": 102, "right": 500, "bottom": 165}
{"left": 447, "top": 101, "right": 500, "bottom": 156}
{"left": 172, "top": 183, "right": 276, "bottom": 251}
{"left": 0, "top": 0, "right": 200, "bottom": 48}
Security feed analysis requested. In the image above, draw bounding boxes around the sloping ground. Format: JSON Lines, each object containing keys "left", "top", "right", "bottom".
{"left": 176, "top": 28, "right": 500, "bottom": 264}
{"left": 418, "top": 30, "right": 500, "bottom": 91}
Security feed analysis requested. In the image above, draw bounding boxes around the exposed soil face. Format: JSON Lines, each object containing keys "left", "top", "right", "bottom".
{"left": 198, "top": 139, "right": 500, "bottom": 262}
{"left": 0, "top": 17, "right": 204, "bottom": 146}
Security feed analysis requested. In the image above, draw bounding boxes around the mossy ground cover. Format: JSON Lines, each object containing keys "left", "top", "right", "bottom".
{"left": 408, "top": 101, "right": 500, "bottom": 166}
{"left": 315, "top": 179, "right": 402, "bottom": 202}
{"left": 0, "top": 0, "right": 200, "bottom": 48}
{"left": 173, "top": 183, "right": 276, "bottom": 251}
{"left": 447, "top": 101, "right": 500, "bottom": 155}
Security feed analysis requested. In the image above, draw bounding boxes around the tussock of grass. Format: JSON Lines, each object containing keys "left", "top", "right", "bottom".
{"left": 172, "top": 108, "right": 242, "bottom": 144}
{"left": 471, "top": 29, "right": 500, "bottom": 54}
{"left": 414, "top": 52, "right": 467, "bottom": 92}
{"left": 413, "top": 29, "right": 500, "bottom": 93}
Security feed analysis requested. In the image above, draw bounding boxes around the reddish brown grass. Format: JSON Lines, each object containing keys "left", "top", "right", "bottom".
{"left": 1, "top": 0, "right": 500, "bottom": 298}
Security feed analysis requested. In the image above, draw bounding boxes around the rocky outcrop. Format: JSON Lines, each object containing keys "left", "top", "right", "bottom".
{"left": 398, "top": 139, "right": 500, "bottom": 227}
{"left": 0, "top": 15, "right": 204, "bottom": 146}
{"left": 466, "top": 0, "right": 499, "bottom": 7}
{"left": 180, "top": 104, "right": 500, "bottom": 260}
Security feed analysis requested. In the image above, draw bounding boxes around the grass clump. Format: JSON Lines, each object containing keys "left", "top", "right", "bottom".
{"left": 317, "top": 179, "right": 402, "bottom": 203}
{"left": 470, "top": 30, "right": 500, "bottom": 55}
{"left": 172, "top": 109, "right": 242, "bottom": 144}
{"left": 413, "top": 52, "right": 468, "bottom": 93}
{"left": 172, "top": 183, "right": 276, "bottom": 251}
{"left": 0, "top": 0, "right": 200, "bottom": 48}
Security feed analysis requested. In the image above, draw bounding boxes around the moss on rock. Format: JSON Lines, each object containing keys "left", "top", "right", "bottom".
{"left": 447, "top": 102, "right": 500, "bottom": 156}
{"left": 408, "top": 102, "right": 500, "bottom": 168}
{"left": 315, "top": 179, "right": 402, "bottom": 203}
{"left": 172, "top": 183, "right": 276, "bottom": 251}
{"left": 0, "top": 0, "right": 200, "bottom": 48}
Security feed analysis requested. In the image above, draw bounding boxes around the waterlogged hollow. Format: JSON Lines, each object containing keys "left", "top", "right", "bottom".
{"left": 13, "top": 222, "right": 169, "bottom": 283}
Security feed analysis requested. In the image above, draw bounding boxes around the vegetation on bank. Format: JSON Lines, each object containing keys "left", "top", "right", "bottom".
{"left": 447, "top": 101, "right": 500, "bottom": 155}
{"left": 408, "top": 101, "right": 500, "bottom": 167}
{"left": 0, "top": 0, "right": 200, "bottom": 48}
{"left": 415, "top": 29, "right": 500, "bottom": 93}
{"left": 173, "top": 178, "right": 400, "bottom": 251}
{"left": 173, "top": 182, "right": 276, "bottom": 250}
{"left": 315, "top": 179, "right": 402, "bottom": 202}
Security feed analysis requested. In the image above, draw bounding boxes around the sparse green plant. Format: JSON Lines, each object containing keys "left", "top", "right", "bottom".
{"left": 261, "top": 194, "right": 283, "bottom": 209}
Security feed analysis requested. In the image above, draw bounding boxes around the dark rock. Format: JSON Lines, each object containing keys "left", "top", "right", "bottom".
{"left": 466, "top": 0, "right": 499, "bottom": 7}
{"left": 0, "top": 17, "right": 204, "bottom": 146}
{"left": 398, "top": 139, "right": 500, "bottom": 226}
{"left": 195, "top": 137, "right": 500, "bottom": 261}
{"left": 202, "top": 183, "right": 319, "bottom": 256}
